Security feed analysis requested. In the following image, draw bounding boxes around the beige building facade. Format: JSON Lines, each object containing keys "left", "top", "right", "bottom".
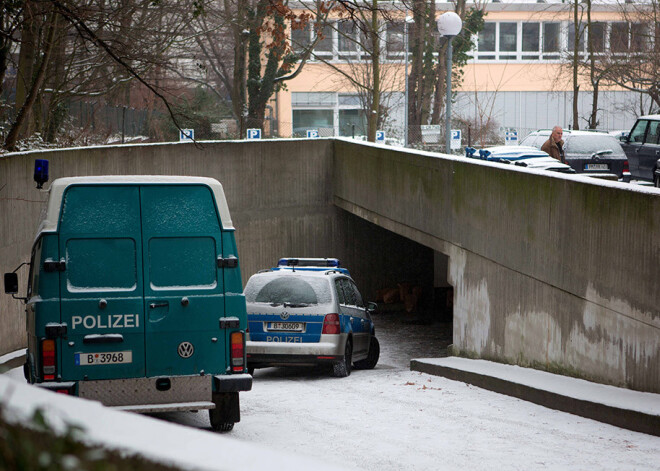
{"left": 272, "top": 2, "right": 648, "bottom": 143}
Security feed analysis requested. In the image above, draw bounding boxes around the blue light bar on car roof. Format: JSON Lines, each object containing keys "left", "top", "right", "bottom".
{"left": 278, "top": 258, "right": 342, "bottom": 268}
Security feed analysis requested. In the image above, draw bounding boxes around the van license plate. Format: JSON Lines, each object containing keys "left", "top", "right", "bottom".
{"left": 584, "top": 163, "right": 609, "bottom": 171}
{"left": 75, "top": 351, "right": 132, "bottom": 366}
{"left": 268, "top": 322, "right": 304, "bottom": 332}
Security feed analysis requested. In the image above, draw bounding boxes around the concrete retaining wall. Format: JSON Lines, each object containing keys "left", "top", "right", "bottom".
{"left": 333, "top": 139, "right": 659, "bottom": 393}
{"left": 2, "top": 139, "right": 658, "bottom": 393}
{"left": 0, "top": 140, "right": 430, "bottom": 356}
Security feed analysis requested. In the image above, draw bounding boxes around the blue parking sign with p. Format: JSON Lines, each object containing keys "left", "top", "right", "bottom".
{"left": 247, "top": 128, "right": 262, "bottom": 140}
{"left": 179, "top": 129, "right": 194, "bottom": 141}
{"left": 306, "top": 130, "right": 319, "bottom": 138}
{"left": 376, "top": 130, "right": 385, "bottom": 142}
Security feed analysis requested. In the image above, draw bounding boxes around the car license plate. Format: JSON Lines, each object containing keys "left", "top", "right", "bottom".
{"left": 75, "top": 351, "right": 132, "bottom": 366}
{"left": 584, "top": 163, "right": 609, "bottom": 171}
{"left": 268, "top": 322, "right": 304, "bottom": 332}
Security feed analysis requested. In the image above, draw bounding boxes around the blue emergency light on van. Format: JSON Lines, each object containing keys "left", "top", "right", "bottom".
{"left": 275, "top": 257, "right": 350, "bottom": 275}
{"left": 34, "top": 159, "right": 49, "bottom": 189}
{"left": 3, "top": 175, "right": 252, "bottom": 432}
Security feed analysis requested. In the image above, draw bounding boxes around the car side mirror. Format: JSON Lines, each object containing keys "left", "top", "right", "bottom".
{"left": 4, "top": 272, "right": 18, "bottom": 294}
{"left": 367, "top": 302, "right": 378, "bottom": 313}
{"left": 618, "top": 133, "right": 629, "bottom": 143}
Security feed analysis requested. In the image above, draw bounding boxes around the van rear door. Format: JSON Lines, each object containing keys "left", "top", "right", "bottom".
{"left": 140, "top": 185, "right": 227, "bottom": 377}
{"left": 59, "top": 185, "right": 146, "bottom": 381}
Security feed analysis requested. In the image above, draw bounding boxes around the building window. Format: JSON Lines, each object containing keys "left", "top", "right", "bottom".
{"left": 522, "top": 22, "right": 540, "bottom": 52}
{"left": 631, "top": 23, "right": 648, "bottom": 52}
{"left": 292, "top": 92, "right": 364, "bottom": 137}
{"left": 386, "top": 22, "right": 405, "bottom": 60}
{"left": 610, "top": 22, "right": 629, "bottom": 53}
{"left": 542, "top": 22, "right": 560, "bottom": 59}
{"left": 499, "top": 22, "right": 517, "bottom": 60}
{"left": 338, "top": 20, "right": 358, "bottom": 57}
{"left": 589, "top": 22, "right": 606, "bottom": 53}
{"left": 339, "top": 109, "right": 366, "bottom": 137}
{"left": 568, "top": 23, "right": 586, "bottom": 55}
{"left": 477, "top": 23, "right": 496, "bottom": 60}
{"left": 314, "top": 22, "right": 334, "bottom": 56}
{"left": 292, "top": 23, "right": 311, "bottom": 55}
{"left": 292, "top": 109, "right": 333, "bottom": 137}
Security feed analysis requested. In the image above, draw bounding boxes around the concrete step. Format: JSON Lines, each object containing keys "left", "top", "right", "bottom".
{"left": 411, "top": 357, "right": 660, "bottom": 437}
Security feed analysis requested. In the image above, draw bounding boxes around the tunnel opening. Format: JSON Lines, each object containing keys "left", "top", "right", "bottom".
{"left": 335, "top": 209, "right": 453, "bottom": 361}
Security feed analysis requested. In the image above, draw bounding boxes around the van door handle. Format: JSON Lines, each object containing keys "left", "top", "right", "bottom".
{"left": 150, "top": 302, "right": 168, "bottom": 309}
{"left": 83, "top": 334, "right": 123, "bottom": 344}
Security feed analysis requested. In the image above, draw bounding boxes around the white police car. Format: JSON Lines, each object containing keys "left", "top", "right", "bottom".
{"left": 245, "top": 258, "right": 379, "bottom": 377}
{"left": 465, "top": 146, "right": 576, "bottom": 174}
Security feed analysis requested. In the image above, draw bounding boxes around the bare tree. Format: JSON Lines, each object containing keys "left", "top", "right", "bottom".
{"left": 405, "top": 0, "right": 485, "bottom": 141}
{"left": 3, "top": 0, "right": 201, "bottom": 151}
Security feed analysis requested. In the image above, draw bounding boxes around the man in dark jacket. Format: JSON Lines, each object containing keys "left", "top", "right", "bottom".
{"left": 541, "top": 126, "right": 565, "bottom": 163}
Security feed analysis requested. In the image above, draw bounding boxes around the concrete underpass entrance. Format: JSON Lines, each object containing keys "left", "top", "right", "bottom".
{"left": 339, "top": 210, "right": 454, "bottom": 360}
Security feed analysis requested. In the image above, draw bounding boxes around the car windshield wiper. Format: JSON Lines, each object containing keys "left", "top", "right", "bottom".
{"left": 591, "top": 149, "right": 613, "bottom": 158}
{"left": 283, "top": 302, "right": 309, "bottom": 308}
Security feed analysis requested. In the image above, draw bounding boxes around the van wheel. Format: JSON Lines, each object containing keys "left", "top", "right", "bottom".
{"left": 354, "top": 336, "right": 380, "bottom": 370}
{"left": 209, "top": 392, "right": 239, "bottom": 432}
{"left": 333, "top": 340, "right": 352, "bottom": 378}
{"left": 248, "top": 366, "right": 255, "bottom": 376}
{"left": 209, "top": 408, "right": 234, "bottom": 432}
{"left": 209, "top": 418, "right": 234, "bottom": 432}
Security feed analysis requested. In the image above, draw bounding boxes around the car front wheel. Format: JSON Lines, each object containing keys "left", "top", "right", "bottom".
{"left": 333, "top": 339, "right": 352, "bottom": 378}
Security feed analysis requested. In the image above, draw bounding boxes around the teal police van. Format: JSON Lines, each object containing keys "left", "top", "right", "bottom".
{"left": 4, "top": 171, "right": 251, "bottom": 431}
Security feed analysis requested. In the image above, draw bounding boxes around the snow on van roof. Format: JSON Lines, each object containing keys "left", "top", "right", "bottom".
{"left": 38, "top": 176, "right": 234, "bottom": 235}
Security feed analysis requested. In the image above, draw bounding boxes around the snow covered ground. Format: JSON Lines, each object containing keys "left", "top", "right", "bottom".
{"left": 2, "top": 312, "right": 659, "bottom": 470}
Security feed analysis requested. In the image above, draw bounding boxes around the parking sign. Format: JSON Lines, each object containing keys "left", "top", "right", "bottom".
{"left": 376, "top": 130, "right": 385, "bottom": 142}
{"left": 450, "top": 129, "right": 461, "bottom": 150}
{"left": 306, "top": 130, "right": 319, "bottom": 138}
{"left": 179, "top": 129, "right": 194, "bottom": 142}
{"left": 247, "top": 128, "right": 262, "bottom": 140}
{"left": 505, "top": 130, "right": 518, "bottom": 146}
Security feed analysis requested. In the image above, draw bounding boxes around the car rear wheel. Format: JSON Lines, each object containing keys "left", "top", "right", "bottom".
{"left": 354, "top": 336, "right": 380, "bottom": 370}
{"left": 333, "top": 339, "right": 352, "bottom": 378}
{"left": 654, "top": 173, "right": 660, "bottom": 188}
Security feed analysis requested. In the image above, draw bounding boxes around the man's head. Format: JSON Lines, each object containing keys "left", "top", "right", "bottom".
{"left": 551, "top": 126, "right": 563, "bottom": 143}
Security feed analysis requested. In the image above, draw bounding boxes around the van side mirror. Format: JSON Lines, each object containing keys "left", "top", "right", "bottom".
{"left": 4, "top": 272, "right": 18, "bottom": 294}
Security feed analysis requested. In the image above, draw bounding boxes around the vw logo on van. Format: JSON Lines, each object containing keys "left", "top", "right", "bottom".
{"left": 280, "top": 312, "right": 289, "bottom": 320}
{"left": 177, "top": 341, "right": 194, "bottom": 358}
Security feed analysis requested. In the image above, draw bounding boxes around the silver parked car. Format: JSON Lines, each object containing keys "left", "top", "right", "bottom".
{"left": 520, "top": 130, "right": 630, "bottom": 181}
{"left": 245, "top": 264, "right": 379, "bottom": 377}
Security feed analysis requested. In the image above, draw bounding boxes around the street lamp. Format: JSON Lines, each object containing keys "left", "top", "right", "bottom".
{"left": 404, "top": 16, "right": 414, "bottom": 148}
{"left": 437, "top": 12, "right": 463, "bottom": 154}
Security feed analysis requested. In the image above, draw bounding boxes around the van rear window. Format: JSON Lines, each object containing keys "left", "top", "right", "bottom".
{"left": 148, "top": 237, "right": 217, "bottom": 289}
{"left": 66, "top": 238, "right": 137, "bottom": 292}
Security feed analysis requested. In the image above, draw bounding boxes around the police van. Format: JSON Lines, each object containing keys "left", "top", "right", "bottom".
{"left": 4, "top": 169, "right": 251, "bottom": 431}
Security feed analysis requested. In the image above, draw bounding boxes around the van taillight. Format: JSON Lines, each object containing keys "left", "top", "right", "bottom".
{"left": 623, "top": 160, "right": 630, "bottom": 172}
{"left": 322, "top": 314, "right": 340, "bottom": 334}
{"left": 230, "top": 331, "right": 245, "bottom": 373}
{"left": 42, "top": 339, "right": 56, "bottom": 380}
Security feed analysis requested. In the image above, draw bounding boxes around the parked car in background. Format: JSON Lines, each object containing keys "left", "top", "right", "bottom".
{"left": 655, "top": 159, "right": 660, "bottom": 187}
{"left": 464, "top": 146, "right": 576, "bottom": 174}
{"left": 520, "top": 130, "right": 630, "bottom": 181}
{"left": 618, "top": 115, "right": 660, "bottom": 182}
{"left": 245, "top": 259, "right": 379, "bottom": 377}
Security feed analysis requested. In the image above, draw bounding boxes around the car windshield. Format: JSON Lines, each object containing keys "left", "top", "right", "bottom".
{"left": 245, "top": 275, "right": 332, "bottom": 306}
{"left": 565, "top": 135, "right": 625, "bottom": 155}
